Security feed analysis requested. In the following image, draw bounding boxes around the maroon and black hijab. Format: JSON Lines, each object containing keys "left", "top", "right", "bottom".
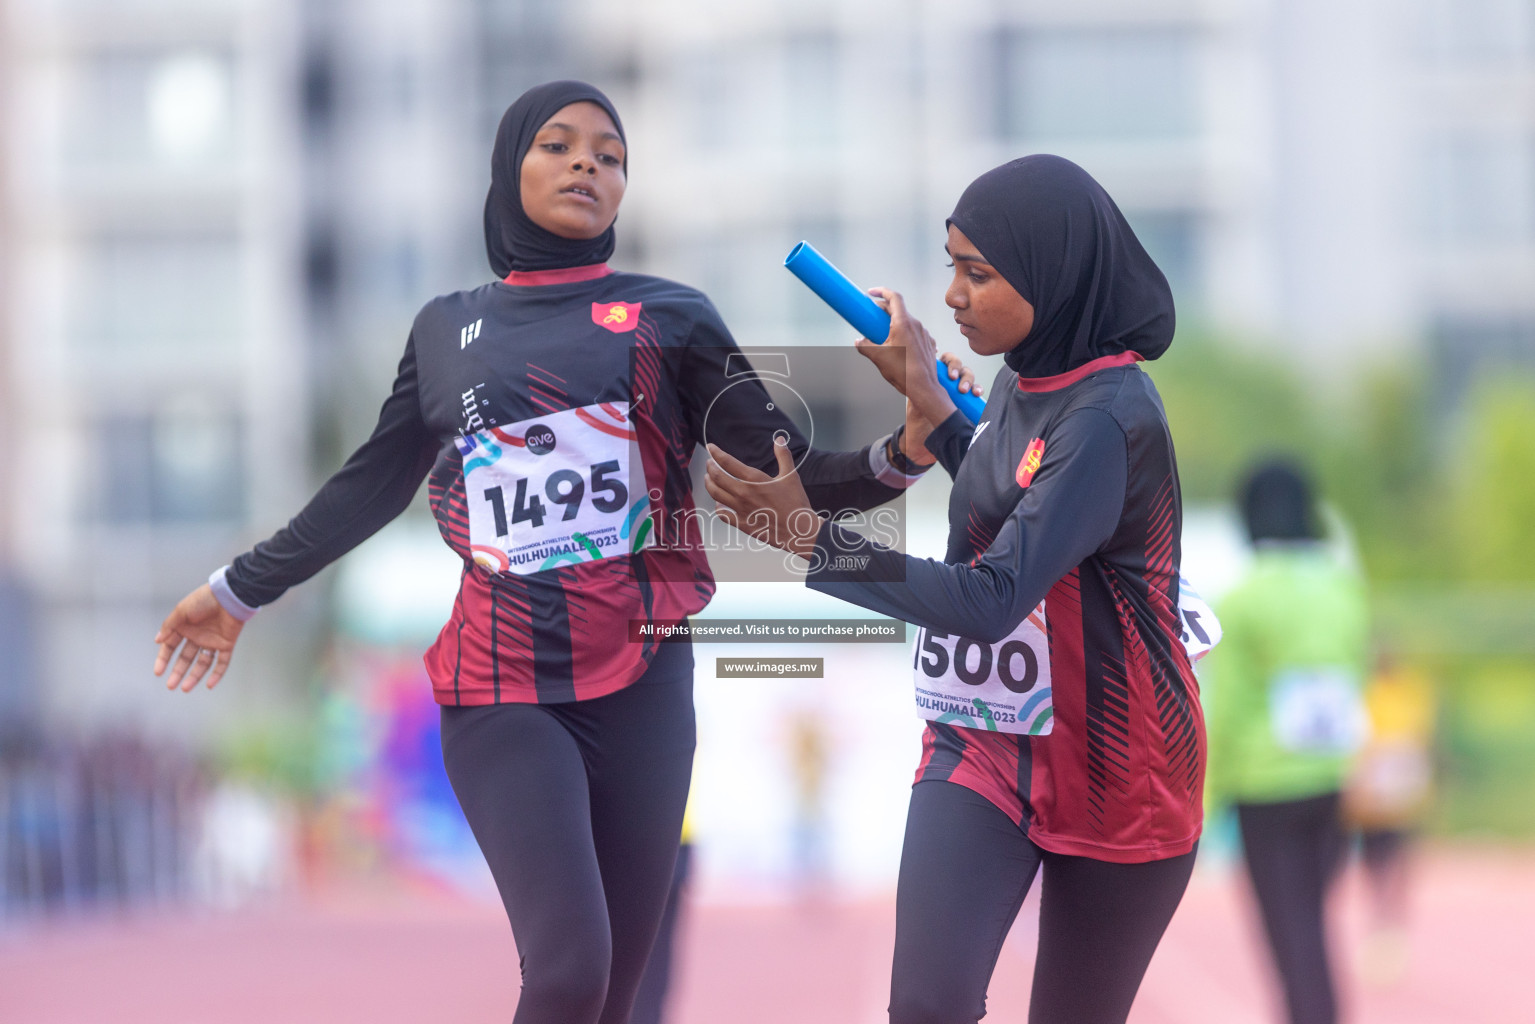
{"left": 947, "top": 155, "right": 1175, "bottom": 378}
{"left": 483, "top": 80, "right": 627, "bottom": 276}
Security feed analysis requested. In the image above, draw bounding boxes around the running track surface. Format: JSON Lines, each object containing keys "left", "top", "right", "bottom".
{"left": 1, "top": 848, "right": 1528, "bottom": 1023}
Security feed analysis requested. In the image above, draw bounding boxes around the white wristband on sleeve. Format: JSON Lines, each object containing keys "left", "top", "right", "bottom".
{"left": 869, "top": 432, "right": 929, "bottom": 489}
{"left": 208, "top": 565, "right": 260, "bottom": 622}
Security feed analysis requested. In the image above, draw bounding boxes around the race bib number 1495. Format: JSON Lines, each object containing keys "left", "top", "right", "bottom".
{"left": 456, "top": 402, "right": 653, "bottom": 576}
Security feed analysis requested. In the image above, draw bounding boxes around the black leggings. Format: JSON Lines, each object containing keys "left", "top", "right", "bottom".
{"left": 440, "top": 641, "right": 695, "bottom": 1024}
{"left": 1236, "top": 792, "right": 1346, "bottom": 1024}
{"left": 890, "top": 781, "right": 1195, "bottom": 1024}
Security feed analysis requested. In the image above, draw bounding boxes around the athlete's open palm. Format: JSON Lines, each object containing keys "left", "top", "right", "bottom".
{"left": 154, "top": 585, "right": 244, "bottom": 692}
{"left": 705, "top": 438, "right": 818, "bottom": 558}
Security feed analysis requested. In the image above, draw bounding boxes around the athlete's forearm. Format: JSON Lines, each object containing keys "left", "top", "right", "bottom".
{"left": 225, "top": 337, "right": 439, "bottom": 608}
{"left": 923, "top": 410, "right": 974, "bottom": 481}
{"left": 806, "top": 524, "right": 1053, "bottom": 642}
{"left": 798, "top": 432, "right": 932, "bottom": 515}
{"left": 227, "top": 441, "right": 437, "bottom": 607}
{"left": 807, "top": 409, "right": 1128, "bottom": 640}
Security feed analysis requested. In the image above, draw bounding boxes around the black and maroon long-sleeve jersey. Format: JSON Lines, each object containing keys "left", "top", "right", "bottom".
{"left": 225, "top": 263, "right": 914, "bottom": 705}
{"left": 809, "top": 351, "right": 1204, "bottom": 863}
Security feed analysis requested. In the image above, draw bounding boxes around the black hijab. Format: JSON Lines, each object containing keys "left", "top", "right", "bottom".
{"left": 1240, "top": 459, "right": 1321, "bottom": 543}
{"left": 484, "top": 81, "right": 627, "bottom": 276}
{"left": 947, "top": 155, "right": 1175, "bottom": 379}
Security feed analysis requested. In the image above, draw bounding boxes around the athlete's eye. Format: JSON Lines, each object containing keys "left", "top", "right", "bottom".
{"left": 541, "top": 142, "right": 567, "bottom": 153}
{"left": 598, "top": 153, "right": 622, "bottom": 166}
{"left": 968, "top": 270, "right": 987, "bottom": 284}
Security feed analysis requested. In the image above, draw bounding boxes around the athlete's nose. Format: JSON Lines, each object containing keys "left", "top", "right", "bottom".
{"left": 945, "top": 278, "right": 967, "bottom": 310}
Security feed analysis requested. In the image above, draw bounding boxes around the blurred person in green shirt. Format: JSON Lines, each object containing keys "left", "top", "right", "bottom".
{"left": 1204, "top": 459, "right": 1369, "bottom": 1024}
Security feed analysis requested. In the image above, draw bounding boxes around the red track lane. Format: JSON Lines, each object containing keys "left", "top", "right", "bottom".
{"left": 0, "top": 848, "right": 1529, "bottom": 1024}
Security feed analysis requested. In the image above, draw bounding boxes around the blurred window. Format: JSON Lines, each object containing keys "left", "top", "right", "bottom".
{"left": 68, "top": 49, "right": 236, "bottom": 167}
{"left": 353, "top": 236, "right": 422, "bottom": 315}
{"left": 1416, "top": 0, "right": 1535, "bottom": 64}
{"left": 384, "top": 55, "right": 418, "bottom": 122}
{"left": 788, "top": 218, "right": 843, "bottom": 332}
{"left": 681, "top": 53, "right": 733, "bottom": 150}
{"left": 785, "top": 32, "right": 840, "bottom": 147}
{"left": 1124, "top": 210, "right": 1202, "bottom": 311}
{"left": 1431, "top": 315, "right": 1535, "bottom": 407}
{"left": 70, "top": 232, "right": 243, "bottom": 351}
{"left": 1421, "top": 134, "right": 1535, "bottom": 244}
{"left": 91, "top": 401, "right": 246, "bottom": 524}
{"left": 301, "top": 46, "right": 337, "bottom": 141}
{"left": 475, "top": 0, "right": 568, "bottom": 138}
{"left": 994, "top": 26, "right": 1200, "bottom": 142}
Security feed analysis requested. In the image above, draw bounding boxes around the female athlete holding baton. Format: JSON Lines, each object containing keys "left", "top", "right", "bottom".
{"left": 708, "top": 155, "right": 1205, "bottom": 1024}
{"left": 151, "top": 80, "right": 958, "bottom": 1024}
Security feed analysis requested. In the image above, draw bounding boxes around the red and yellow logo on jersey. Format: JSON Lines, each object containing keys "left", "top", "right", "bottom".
{"left": 592, "top": 301, "right": 642, "bottom": 333}
{"left": 1015, "top": 437, "right": 1046, "bottom": 488}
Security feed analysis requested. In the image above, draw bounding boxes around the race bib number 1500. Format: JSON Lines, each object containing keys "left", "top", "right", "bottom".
{"left": 456, "top": 402, "right": 653, "bottom": 576}
{"left": 913, "top": 603, "right": 1055, "bottom": 736}
{"left": 911, "top": 577, "right": 1222, "bottom": 736}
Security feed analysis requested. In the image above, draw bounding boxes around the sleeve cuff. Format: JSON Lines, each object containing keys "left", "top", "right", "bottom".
{"left": 868, "top": 431, "right": 932, "bottom": 489}
{"left": 208, "top": 565, "right": 260, "bottom": 622}
{"left": 806, "top": 521, "right": 908, "bottom": 585}
{"left": 925, "top": 410, "right": 972, "bottom": 457}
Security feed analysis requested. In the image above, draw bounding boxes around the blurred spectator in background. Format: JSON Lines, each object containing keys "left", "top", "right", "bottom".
{"left": 1204, "top": 458, "right": 1370, "bottom": 1024}
{"left": 1, "top": 727, "right": 212, "bottom": 919}
{"left": 1345, "top": 645, "right": 1437, "bottom": 984}
{"left": 787, "top": 711, "right": 830, "bottom": 898}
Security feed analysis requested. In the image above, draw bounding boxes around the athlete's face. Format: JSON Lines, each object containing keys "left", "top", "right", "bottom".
{"left": 944, "top": 225, "right": 1035, "bottom": 357}
{"left": 519, "top": 102, "right": 627, "bottom": 240}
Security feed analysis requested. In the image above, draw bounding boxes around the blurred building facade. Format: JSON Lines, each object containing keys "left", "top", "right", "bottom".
{"left": 2, "top": 0, "right": 1533, "bottom": 734}
{"left": 1, "top": 0, "right": 315, "bottom": 733}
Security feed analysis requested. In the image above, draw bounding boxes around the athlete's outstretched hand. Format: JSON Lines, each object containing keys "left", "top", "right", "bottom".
{"left": 705, "top": 437, "right": 819, "bottom": 558}
{"left": 854, "top": 287, "right": 961, "bottom": 428}
{"left": 154, "top": 584, "right": 244, "bottom": 692}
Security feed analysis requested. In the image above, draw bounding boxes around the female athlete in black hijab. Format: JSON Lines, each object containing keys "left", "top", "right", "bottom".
{"left": 153, "top": 80, "right": 945, "bottom": 1024}
{"left": 483, "top": 80, "right": 626, "bottom": 275}
{"left": 709, "top": 155, "right": 1204, "bottom": 1024}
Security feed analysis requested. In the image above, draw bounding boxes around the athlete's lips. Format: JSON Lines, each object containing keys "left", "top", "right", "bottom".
{"left": 560, "top": 183, "right": 598, "bottom": 203}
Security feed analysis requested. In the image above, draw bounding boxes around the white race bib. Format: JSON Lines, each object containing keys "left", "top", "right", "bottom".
{"left": 912, "top": 577, "right": 1222, "bottom": 736}
{"left": 913, "top": 603, "right": 1055, "bottom": 736}
{"left": 1270, "top": 667, "right": 1367, "bottom": 755}
{"left": 1176, "top": 576, "right": 1221, "bottom": 662}
{"left": 456, "top": 402, "right": 653, "bottom": 575}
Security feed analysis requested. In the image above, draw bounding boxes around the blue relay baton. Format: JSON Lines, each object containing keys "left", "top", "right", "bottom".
{"left": 784, "top": 241, "right": 985, "bottom": 423}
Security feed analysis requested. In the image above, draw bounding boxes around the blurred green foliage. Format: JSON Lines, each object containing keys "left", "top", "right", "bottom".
{"left": 1148, "top": 336, "right": 1535, "bottom": 837}
{"left": 1454, "top": 382, "right": 1535, "bottom": 584}
{"left": 218, "top": 718, "right": 323, "bottom": 796}
{"left": 1435, "top": 660, "right": 1535, "bottom": 838}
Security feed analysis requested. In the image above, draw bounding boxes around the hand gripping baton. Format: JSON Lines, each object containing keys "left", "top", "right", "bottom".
{"left": 784, "top": 241, "right": 985, "bottom": 424}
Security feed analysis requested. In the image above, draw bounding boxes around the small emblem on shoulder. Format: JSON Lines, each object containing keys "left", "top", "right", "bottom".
{"left": 593, "top": 301, "right": 642, "bottom": 333}
{"left": 460, "top": 318, "right": 483, "bottom": 349}
{"left": 1015, "top": 437, "right": 1046, "bottom": 488}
